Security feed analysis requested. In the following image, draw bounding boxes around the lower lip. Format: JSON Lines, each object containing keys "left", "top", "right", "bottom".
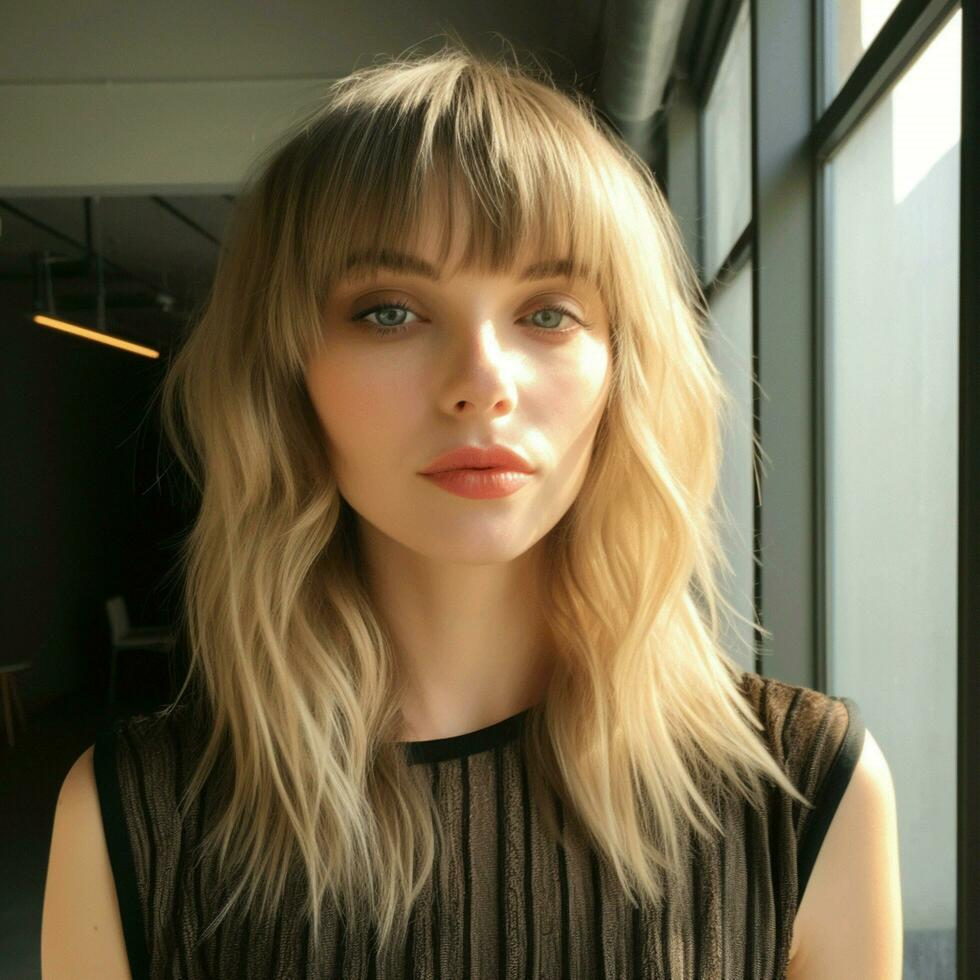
{"left": 421, "top": 468, "right": 534, "bottom": 498}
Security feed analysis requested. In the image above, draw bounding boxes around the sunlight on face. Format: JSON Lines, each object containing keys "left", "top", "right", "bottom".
{"left": 304, "top": 208, "right": 612, "bottom": 566}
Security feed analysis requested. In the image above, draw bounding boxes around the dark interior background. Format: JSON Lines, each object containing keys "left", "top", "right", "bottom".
{"left": 1, "top": 273, "right": 194, "bottom": 714}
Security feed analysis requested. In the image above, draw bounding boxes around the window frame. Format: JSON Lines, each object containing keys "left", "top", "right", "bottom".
{"left": 665, "top": 1, "right": 977, "bottom": 972}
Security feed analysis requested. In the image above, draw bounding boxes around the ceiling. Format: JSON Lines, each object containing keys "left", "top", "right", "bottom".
{"left": 0, "top": 0, "right": 692, "bottom": 353}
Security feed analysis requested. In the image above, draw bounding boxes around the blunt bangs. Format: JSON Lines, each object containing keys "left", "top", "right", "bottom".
{"left": 273, "top": 72, "right": 624, "bottom": 363}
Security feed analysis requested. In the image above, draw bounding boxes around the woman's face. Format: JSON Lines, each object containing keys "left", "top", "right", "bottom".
{"left": 304, "top": 217, "right": 612, "bottom": 565}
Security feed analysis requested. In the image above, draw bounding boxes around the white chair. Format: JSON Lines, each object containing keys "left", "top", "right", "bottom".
{"left": 105, "top": 595, "right": 176, "bottom": 717}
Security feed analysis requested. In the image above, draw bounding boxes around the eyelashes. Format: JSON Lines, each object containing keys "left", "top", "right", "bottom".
{"left": 350, "top": 299, "right": 587, "bottom": 339}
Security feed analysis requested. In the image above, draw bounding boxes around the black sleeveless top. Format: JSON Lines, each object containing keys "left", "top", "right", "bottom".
{"left": 92, "top": 670, "right": 864, "bottom": 979}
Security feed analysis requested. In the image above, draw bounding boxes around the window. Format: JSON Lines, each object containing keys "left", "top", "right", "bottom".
{"left": 663, "top": 1, "right": 969, "bottom": 961}
{"left": 701, "top": 0, "right": 751, "bottom": 283}
{"left": 824, "top": 9, "right": 961, "bottom": 973}
{"left": 823, "top": 0, "right": 903, "bottom": 105}
{"left": 706, "top": 261, "right": 756, "bottom": 672}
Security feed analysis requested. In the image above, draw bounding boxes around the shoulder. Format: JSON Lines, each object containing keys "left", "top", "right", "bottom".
{"left": 737, "top": 670, "right": 872, "bottom": 872}
{"left": 732, "top": 672, "right": 902, "bottom": 976}
{"left": 42, "top": 704, "right": 202, "bottom": 980}
{"left": 51, "top": 743, "right": 100, "bottom": 822}
{"left": 737, "top": 670, "right": 859, "bottom": 800}
{"left": 738, "top": 669, "right": 852, "bottom": 748}
{"left": 42, "top": 744, "right": 133, "bottom": 979}
{"left": 105, "top": 701, "right": 205, "bottom": 798}
{"left": 788, "top": 727, "right": 903, "bottom": 978}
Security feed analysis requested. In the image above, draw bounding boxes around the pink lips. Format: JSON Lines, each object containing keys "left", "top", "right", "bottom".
{"left": 421, "top": 468, "right": 533, "bottom": 498}
{"left": 419, "top": 443, "right": 534, "bottom": 475}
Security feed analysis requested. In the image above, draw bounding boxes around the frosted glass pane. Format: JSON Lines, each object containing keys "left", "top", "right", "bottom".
{"left": 706, "top": 261, "right": 755, "bottom": 672}
{"left": 823, "top": 0, "right": 902, "bottom": 107}
{"left": 825, "top": 10, "right": 960, "bottom": 977}
{"left": 702, "top": 0, "right": 751, "bottom": 283}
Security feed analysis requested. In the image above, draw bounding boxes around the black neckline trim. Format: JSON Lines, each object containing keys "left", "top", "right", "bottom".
{"left": 401, "top": 705, "right": 532, "bottom": 765}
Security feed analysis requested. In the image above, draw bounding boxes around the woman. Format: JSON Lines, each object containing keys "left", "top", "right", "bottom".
{"left": 41, "top": 36, "right": 902, "bottom": 979}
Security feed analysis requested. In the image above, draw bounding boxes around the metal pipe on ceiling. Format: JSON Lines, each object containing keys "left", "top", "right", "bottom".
{"left": 594, "top": 0, "right": 691, "bottom": 160}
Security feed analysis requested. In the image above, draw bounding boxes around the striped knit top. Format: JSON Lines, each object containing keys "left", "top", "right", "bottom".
{"left": 92, "top": 670, "right": 865, "bottom": 980}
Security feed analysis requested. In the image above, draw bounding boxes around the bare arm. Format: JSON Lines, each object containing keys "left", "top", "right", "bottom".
{"left": 787, "top": 729, "right": 904, "bottom": 980}
{"left": 41, "top": 744, "right": 133, "bottom": 980}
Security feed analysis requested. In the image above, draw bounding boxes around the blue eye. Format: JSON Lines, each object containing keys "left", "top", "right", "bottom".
{"left": 351, "top": 300, "right": 419, "bottom": 335}
{"left": 350, "top": 300, "right": 583, "bottom": 338}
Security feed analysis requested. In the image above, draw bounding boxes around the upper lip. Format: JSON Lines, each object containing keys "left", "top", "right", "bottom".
{"left": 420, "top": 444, "right": 535, "bottom": 474}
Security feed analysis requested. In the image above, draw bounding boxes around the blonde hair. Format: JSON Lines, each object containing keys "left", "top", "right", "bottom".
{"left": 157, "top": 32, "right": 812, "bottom": 959}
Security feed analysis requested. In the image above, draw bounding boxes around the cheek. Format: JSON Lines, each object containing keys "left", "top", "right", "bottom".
{"left": 553, "top": 349, "right": 611, "bottom": 477}
{"left": 585, "top": 345, "right": 612, "bottom": 404}
{"left": 545, "top": 343, "right": 610, "bottom": 429}
{"left": 305, "top": 358, "right": 417, "bottom": 460}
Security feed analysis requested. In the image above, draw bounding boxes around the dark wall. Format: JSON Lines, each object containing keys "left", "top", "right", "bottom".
{"left": 1, "top": 280, "right": 193, "bottom": 715}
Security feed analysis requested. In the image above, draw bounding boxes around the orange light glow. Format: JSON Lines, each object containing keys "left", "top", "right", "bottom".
{"left": 33, "top": 314, "right": 160, "bottom": 359}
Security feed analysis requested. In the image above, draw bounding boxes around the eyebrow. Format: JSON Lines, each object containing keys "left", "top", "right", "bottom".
{"left": 341, "top": 249, "right": 591, "bottom": 284}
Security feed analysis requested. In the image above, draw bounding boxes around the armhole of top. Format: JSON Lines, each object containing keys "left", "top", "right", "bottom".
{"left": 92, "top": 726, "right": 153, "bottom": 980}
{"left": 795, "top": 695, "right": 866, "bottom": 906}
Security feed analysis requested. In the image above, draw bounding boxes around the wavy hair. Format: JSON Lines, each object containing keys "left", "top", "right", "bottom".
{"left": 156, "top": 33, "right": 813, "bottom": 958}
